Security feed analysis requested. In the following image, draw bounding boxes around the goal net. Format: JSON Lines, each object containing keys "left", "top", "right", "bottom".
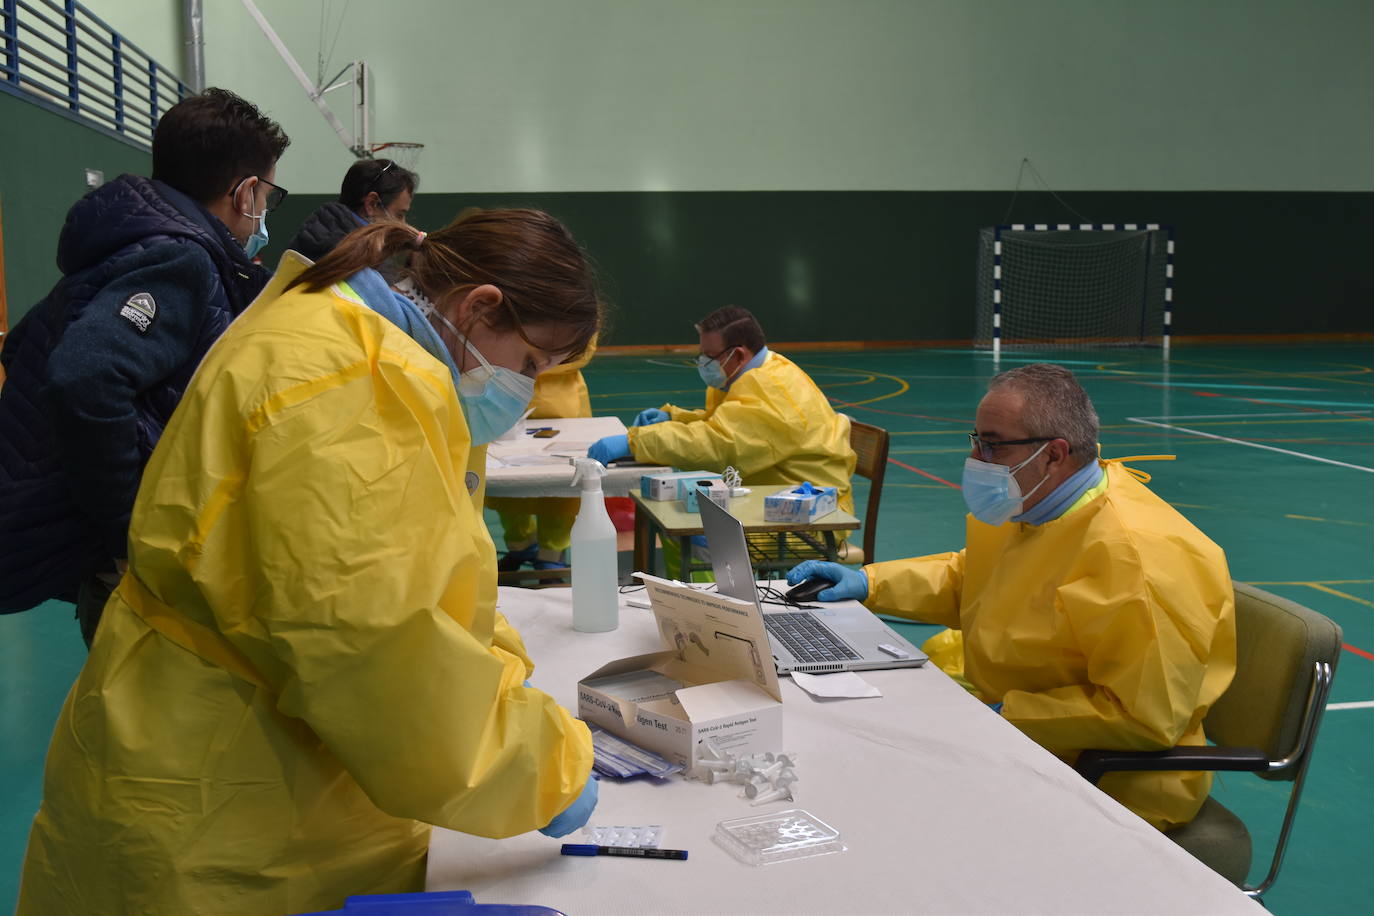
{"left": 974, "top": 224, "right": 1173, "bottom": 353}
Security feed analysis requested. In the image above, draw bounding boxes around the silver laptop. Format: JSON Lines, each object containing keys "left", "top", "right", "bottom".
{"left": 697, "top": 496, "right": 927, "bottom": 674}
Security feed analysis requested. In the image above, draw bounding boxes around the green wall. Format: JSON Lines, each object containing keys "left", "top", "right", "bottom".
{"left": 7, "top": 1, "right": 1372, "bottom": 338}
{"left": 111, "top": 0, "right": 1374, "bottom": 195}
{"left": 88, "top": 0, "right": 181, "bottom": 76}
{"left": 266, "top": 190, "right": 1374, "bottom": 344}
{"left": 1, "top": 93, "right": 152, "bottom": 325}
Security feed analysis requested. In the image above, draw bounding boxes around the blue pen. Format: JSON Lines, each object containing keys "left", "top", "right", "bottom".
{"left": 561, "top": 844, "right": 688, "bottom": 861}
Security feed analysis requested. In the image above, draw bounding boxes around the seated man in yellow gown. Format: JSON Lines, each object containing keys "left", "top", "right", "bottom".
{"left": 787, "top": 364, "right": 1237, "bottom": 832}
{"left": 489, "top": 341, "right": 595, "bottom": 571}
{"left": 587, "top": 305, "right": 853, "bottom": 507}
{"left": 587, "top": 306, "right": 855, "bottom": 576}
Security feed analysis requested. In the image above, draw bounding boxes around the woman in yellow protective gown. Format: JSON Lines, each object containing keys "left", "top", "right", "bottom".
{"left": 18, "top": 211, "right": 602, "bottom": 915}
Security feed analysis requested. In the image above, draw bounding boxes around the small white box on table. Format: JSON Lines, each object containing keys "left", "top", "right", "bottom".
{"left": 640, "top": 469, "right": 722, "bottom": 501}
{"left": 578, "top": 574, "right": 782, "bottom": 777}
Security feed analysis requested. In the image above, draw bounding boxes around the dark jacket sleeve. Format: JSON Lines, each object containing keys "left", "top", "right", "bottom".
{"left": 45, "top": 242, "right": 218, "bottom": 558}
{"left": 285, "top": 202, "right": 363, "bottom": 262}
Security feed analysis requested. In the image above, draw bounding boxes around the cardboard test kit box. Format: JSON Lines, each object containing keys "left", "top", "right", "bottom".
{"left": 641, "top": 469, "right": 722, "bottom": 501}
{"left": 578, "top": 573, "right": 783, "bottom": 776}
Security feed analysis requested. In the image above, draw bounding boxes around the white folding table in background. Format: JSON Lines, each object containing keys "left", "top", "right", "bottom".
{"left": 427, "top": 586, "right": 1262, "bottom": 916}
{"left": 485, "top": 416, "right": 668, "bottom": 499}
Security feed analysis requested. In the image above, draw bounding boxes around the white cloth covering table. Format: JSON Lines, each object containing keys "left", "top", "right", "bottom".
{"left": 485, "top": 416, "right": 668, "bottom": 498}
{"left": 427, "top": 584, "right": 1262, "bottom": 916}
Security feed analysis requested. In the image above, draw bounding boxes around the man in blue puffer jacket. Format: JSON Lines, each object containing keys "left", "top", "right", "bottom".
{"left": 0, "top": 88, "right": 290, "bottom": 644}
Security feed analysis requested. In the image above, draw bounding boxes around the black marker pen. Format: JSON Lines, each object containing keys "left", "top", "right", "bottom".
{"left": 561, "top": 844, "right": 688, "bottom": 861}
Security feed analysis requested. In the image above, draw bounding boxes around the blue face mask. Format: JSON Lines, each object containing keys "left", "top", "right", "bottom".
{"left": 237, "top": 178, "right": 270, "bottom": 259}
{"left": 961, "top": 441, "right": 1052, "bottom": 526}
{"left": 243, "top": 213, "right": 269, "bottom": 259}
{"left": 426, "top": 305, "right": 535, "bottom": 446}
{"left": 695, "top": 351, "right": 733, "bottom": 389}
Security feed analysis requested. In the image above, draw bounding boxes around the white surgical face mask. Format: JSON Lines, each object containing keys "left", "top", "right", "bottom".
{"left": 961, "top": 440, "right": 1052, "bottom": 526}
{"left": 422, "top": 299, "right": 535, "bottom": 446}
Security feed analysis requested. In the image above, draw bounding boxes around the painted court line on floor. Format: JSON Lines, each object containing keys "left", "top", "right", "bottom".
{"left": 886, "top": 456, "right": 960, "bottom": 489}
{"left": 1245, "top": 579, "right": 1374, "bottom": 585}
{"left": 1326, "top": 701, "right": 1374, "bottom": 711}
{"left": 1136, "top": 411, "right": 1372, "bottom": 420}
{"left": 1304, "top": 585, "right": 1374, "bottom": 608}
{"left": 1138, "top": 382, "right": 1319, "bottom": 391}
{"left": 1126, "top": 417, "right": 1374, "bottom": 473}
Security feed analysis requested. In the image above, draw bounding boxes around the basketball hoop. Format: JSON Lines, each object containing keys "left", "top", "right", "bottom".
{"left": 366, "top": 141, "right": 424, "bottom": 172}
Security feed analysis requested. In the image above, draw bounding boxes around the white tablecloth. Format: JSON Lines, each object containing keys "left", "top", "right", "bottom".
{"left": 427, "top": 585, "right": 1262, "bottom": 916}
{"left": 486, "top": 417, "right": 668, "bottom": 498}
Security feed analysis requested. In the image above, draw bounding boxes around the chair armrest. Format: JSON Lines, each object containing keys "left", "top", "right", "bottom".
{"left": 1075, "top": 746, "right": 1269, "bottom": 785}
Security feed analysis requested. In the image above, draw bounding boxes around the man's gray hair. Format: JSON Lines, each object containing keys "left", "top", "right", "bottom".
{"left": 987, "top": 364, "right": 1098, "bottom": 468}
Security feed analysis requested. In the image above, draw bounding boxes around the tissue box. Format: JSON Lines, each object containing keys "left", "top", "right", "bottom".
{"left": 763, "top": 483, "right": 838, "bottom": 523}
{"left": 578, "top": 574, "right": 783, "bottom": 777}
{"left": 641, "top": 470, "right": 721, "bottom": 501}
{"left": 683, "top": 479, "right": 731, "bottom": 513}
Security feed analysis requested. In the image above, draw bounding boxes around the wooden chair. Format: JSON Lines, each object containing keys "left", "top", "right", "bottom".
{"left": 840, "top": 418, "right": 889, "bottom": 565}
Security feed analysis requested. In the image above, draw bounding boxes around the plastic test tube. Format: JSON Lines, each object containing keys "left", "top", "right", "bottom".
{"left": 750, "top": 784, "right": 795, "bottom": 806}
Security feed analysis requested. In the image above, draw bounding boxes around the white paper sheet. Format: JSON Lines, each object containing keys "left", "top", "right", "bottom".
{"left": 789, "top": 670, "right": 883, "bottom": 699}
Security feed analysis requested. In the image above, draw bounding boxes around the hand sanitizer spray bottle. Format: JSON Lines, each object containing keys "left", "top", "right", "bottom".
{"left": 570, "top": 458, "right": 618, "bottom": 632}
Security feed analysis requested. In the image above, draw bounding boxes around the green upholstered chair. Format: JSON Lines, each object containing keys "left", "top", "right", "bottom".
{"left": 1075, "top": 581, "right": 1342, "bottom": 899}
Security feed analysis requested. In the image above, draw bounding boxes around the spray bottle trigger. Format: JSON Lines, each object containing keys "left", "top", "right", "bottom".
{"left": 571, "top": 456, "right": 609, "bottom": 489}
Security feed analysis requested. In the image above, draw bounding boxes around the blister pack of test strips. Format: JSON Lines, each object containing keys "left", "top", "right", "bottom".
{"left": 589, "top": 726, "right": 683, "bottom": 779}
{"left": 581, "top": 824, "right": 665, "bottom": 848}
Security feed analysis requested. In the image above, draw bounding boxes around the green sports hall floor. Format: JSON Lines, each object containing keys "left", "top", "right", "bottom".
{"left": 4, "top": 342, "right": 1372, "bottom": 912}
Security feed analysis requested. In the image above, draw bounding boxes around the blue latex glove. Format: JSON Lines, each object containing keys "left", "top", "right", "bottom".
{"left": 538, "top": 774, "right": 599, "bottom": 837}
{"left": 588, "top": 434, "right": 632, "bottom": 466}
{"left": 632, "top": 408, "right": 670, "bottom": 427}
{"left": 785, "top": 560, "right": 869, "bottom": 602}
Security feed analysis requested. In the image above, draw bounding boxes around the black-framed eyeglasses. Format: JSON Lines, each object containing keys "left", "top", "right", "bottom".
{"left": 233, "top": 176, "right": 288, "bottom": 213}
{"left": 968, "top": 432, "right": 1055, "bottom": 462}
{"left": 694, "top": 347, "right": 737, "bottom": 368}
{"left": 257, "top": 176, "right": 288, "bottom": 212}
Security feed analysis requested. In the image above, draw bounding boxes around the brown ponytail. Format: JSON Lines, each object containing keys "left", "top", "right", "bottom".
{"left": 287, "top": 220, "right": 420, "bottom": 293}
{"left": 288, "top": 209, "right": 602, "bottom": 360}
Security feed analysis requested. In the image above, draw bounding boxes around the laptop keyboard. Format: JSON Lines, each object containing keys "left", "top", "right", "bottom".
{"left": 765, "top": 612, "right": 861, "bottom": 663}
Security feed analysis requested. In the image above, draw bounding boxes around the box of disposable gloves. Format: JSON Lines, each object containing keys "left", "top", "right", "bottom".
{"left": 763, "top": 482, "right": 838, "bottom": 523}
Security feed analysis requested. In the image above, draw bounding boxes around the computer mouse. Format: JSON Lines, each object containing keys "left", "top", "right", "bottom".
{"left": 785, "top": 577, "right": 830, "bottom": 604}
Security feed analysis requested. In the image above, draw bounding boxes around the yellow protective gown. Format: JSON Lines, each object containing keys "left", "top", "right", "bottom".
{"left": 627, "top": 350, "right": 856, "bottom": 511}
{"left": 487, "top": 341, "right": 596, "bottom": 553}
{"left": 863, "top": 462, "right": 1236, "bottom": 831}
{"left": 18, "top": 260, "right": 593, "bottom": 916}
{"left": 529, "top": 340, "right": 595, "bottom": 419}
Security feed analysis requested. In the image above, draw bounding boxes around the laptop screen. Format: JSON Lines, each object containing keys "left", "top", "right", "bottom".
{"left": 697, "top": 495, "right": 760, "bottom": 603}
